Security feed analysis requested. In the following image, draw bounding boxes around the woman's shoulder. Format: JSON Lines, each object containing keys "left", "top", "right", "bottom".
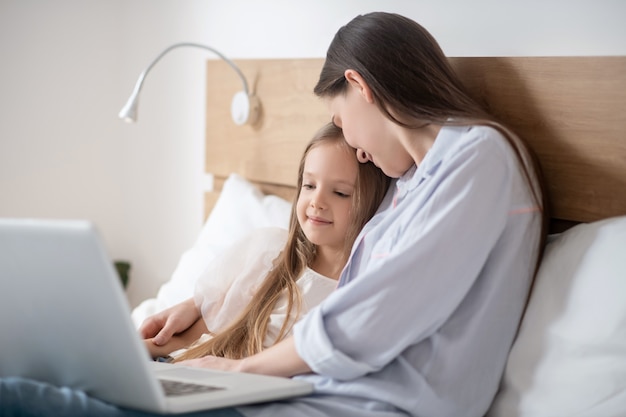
{"left": 438, "top": 124, "right": 517, "bottom": 165}
{"left": 441, "top": 123, "right": 506, "bottom": 146}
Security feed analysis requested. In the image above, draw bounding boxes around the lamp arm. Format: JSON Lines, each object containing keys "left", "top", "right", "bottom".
{"left": 119, "top": 42, "right": 258, "bottom": 125}
{"left": 142, "top": 42, "right": 250, "bottom": 95}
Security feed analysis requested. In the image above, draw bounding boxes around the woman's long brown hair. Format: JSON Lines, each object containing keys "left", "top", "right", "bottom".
{"left": 314, "top": 12, "right": 549, "bottom": 272}
{"left": 174, "top": 123, "right": 390, "bottom": 361}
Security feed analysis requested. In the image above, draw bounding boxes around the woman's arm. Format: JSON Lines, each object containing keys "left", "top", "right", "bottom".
{"left": 179, "top": 336, "right": 312, "bottom": 378}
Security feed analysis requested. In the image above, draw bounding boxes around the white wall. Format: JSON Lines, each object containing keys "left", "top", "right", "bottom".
{"left": 1, "top": 0, "right": 624, "bottom": 308}
{"left": 0, "top": 1, "right": 129, "bottom": 288}
{"left": 0, "top": 0, "right": 213, "bottom": 307}
{"left": 200, "top": 1, "right": 626, "bottom": 57}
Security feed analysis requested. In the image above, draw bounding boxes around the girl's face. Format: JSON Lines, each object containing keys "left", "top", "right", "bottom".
{"left": 296, "top": 142, "right": 358, "bottom": 253}
{"left": 327, "top": 72, "right": 414, "bottom": 178}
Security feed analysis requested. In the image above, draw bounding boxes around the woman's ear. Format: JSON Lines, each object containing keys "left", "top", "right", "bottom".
{"left": 344, "top": 69, "right": 375, "bottom": 104}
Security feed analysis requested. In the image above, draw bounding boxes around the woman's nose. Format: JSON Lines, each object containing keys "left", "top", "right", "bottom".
{"left": 356, "top": 149, "right": 370, "bottom": 163}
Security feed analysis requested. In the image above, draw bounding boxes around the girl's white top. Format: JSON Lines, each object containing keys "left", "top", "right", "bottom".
{"left": 192, "top": 227, "right": 337, "bottom": 348}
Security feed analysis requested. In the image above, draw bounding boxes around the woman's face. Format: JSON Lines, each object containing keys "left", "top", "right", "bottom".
{"left": 296, "top": 142, "right": 358, "bottom": 253}
{"left": 327, "top": 77, "right": 414, "bottom": 178}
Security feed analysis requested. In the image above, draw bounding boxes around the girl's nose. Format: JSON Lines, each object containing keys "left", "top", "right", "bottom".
{"left": 310, "top": 191, "right": 326, "bottom": 209}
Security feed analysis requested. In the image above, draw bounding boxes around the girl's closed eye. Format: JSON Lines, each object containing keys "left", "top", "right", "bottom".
{"left": 334, "top": 190, "right": 351, "bottom": 198}
{"left": 302, "top": 183, "right": 315, "bottom": 190}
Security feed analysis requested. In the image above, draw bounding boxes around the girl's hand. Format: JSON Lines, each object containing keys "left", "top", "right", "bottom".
{"left": 144, "top": 318, "right": 210, "bottom": 359}
{"left": 139, "top": 298, "right": 200, "bottom": 346}
{"left": 179, "top": 356, "right": 243, "bottom": 372}
{"left": 144, "top": 338, "right": 175, "bottom": 360}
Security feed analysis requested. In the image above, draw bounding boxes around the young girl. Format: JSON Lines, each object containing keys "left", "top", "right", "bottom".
{"left": 0, "top": 12, "right": 547, "bottom": 417}
{"left": 140, "top": 121, "right": 390, "bottom": 362}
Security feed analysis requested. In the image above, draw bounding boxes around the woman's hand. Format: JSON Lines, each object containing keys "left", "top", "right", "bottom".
{"left": 139, "top": 298, "right": 201, "bottom": 346}
{"left": 179, "top": 336, "right": 313, "bottom": 378}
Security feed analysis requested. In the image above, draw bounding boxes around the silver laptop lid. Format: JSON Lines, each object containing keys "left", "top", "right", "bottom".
{"left": 0, "top": 218, "right": 166, "bottom": 411}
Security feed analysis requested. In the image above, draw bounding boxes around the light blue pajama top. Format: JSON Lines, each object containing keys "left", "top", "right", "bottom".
{"left": 239, "top": 125, "right": 542, "bottom": 417}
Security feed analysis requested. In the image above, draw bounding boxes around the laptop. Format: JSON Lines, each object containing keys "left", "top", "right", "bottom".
{"left": 0, "top": 218, "right": 313, "bottom": 413}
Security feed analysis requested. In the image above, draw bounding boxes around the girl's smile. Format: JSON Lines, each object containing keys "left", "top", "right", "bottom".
{"left": 306, "top": 215, "right": 332, "bottom": 226}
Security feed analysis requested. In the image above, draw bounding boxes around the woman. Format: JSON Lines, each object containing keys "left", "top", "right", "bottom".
{"left": 0, "top": 12, "right": 547, "bottom": 417}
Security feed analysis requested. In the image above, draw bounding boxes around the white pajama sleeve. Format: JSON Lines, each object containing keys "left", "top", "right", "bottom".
{"left": 193, "top": 227, "right": 287, "bottom": 333}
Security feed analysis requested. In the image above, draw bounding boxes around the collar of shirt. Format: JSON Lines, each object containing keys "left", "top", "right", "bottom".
{"left": 393, "top": 125, "right": 471, "bottom": 203}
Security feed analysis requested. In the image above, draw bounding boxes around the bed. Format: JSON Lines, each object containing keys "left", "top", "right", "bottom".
{"left": 133, "top": 56, "right": 626, "bottom": 416}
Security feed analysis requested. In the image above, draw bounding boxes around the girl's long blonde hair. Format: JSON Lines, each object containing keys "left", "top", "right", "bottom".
{"left": 174, "top": 123, "right": 390, "bottom": 361}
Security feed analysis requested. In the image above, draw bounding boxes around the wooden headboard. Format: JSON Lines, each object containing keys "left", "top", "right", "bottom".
{"left": 205, "top": 57, "right": 626, "bottom": 229}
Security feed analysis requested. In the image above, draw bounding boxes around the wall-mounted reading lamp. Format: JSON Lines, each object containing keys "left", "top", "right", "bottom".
{"left": 118, "top": 42, "right": 260, "bottom": 126}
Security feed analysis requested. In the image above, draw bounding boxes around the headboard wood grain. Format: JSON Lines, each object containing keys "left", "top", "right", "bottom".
{"left": 205, "top": 59, "right": 325, "bottom": 197}
{"left": 205, "top": 57, "right": 626, "bottom": 227}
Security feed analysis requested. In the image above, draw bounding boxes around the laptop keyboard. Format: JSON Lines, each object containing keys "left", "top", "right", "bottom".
{"left": 160, "top": 379, "right": 224, "bottom": 397}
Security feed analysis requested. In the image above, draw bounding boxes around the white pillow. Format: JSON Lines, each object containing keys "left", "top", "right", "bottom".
{"left": 131, "top": 173, "right": 292, "bottom": 327}
{"left": 195, "top": 173, "right": 293, "bottom": 249}
{"left": 487, "top": 215, "right": 626, "bottom": 417}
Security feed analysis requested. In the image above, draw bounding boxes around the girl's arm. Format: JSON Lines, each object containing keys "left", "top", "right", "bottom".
{"left": 139, "top": 297, "right": 201, "bottom": 346}
{"left": 179, "top": 336, "right": 312, "bottom": 378}
{"left": 144, "top": 318, "right": 208, "bottom": 359}
{"left": 140, "top": 229, "right": 287, "bottom": 351}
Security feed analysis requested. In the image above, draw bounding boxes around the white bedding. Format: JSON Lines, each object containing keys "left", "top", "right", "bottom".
{"left": 487, "top": 215, "right": 626, "bottom": 416}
